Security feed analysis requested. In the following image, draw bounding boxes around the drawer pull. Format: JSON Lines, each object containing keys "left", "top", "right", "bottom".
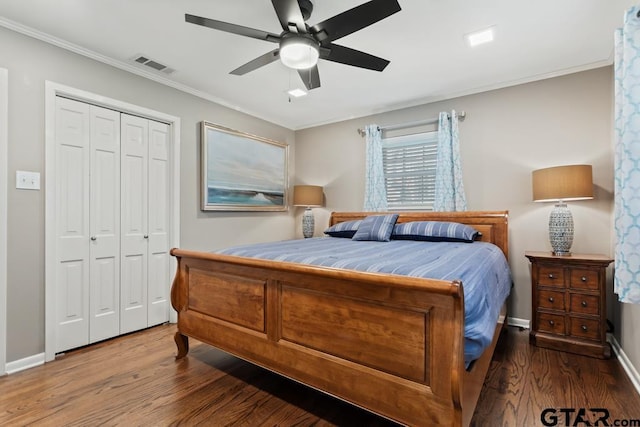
{"left": 549, "top": 320, "right": 555, "bottom": 326}
{"left": 581, "top": 301, "right": 587, "bottom": 307}
{"left": 548, "top": 274, "right": 555, "bottom": 279}
{"left": 548, "top": 297, "right": 555, "bottom": 303}
{"left": 581, "top": 325, "right": 588, "bottom": 332}
{"left": 581, "top": 276, "right": 587, "bottom": 282}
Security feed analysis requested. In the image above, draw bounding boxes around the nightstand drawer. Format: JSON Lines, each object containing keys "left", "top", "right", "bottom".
{"left": 569, "top": 317, "right": 600, "bottom": 341}
{"left": 538, "top": 290, "right": 565, "bottom": 310}
{"left": 538, "top": 313, "right": 565, "bottom": 335}
{"left": 569, "top": 294, "right": 599, "bottom": 315}
{"left": 570, "top": 269, "right": 599, "bottom": 290}
{"left": 538, "top": 266, "right": 564, "bottom": 287}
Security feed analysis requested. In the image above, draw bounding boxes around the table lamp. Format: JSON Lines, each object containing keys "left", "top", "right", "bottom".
{"left": 293, "top": 185, "right": 323, "bottom": 238}
{"left": 532, "top": 164, "right": 593, "bottom": 256}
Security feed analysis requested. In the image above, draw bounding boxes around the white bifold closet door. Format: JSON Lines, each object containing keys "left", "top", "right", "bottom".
{"left": 120, "top": 113, "right": 170, "bottom": 334}
{"left": 55, "top": 97, "right": 121, "bottom": 352}
{"left": 55, "top": 99, "right": 170, "bottom": 353}
{"left": 146, "top": 119, "right": 171, "bottom": 327}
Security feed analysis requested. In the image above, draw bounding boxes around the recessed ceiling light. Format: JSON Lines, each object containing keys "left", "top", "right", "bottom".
{"left": 287, "top": 88, "right": 308, "bottom": 98}
{"left": 465, "top": 26, "right": 495, "bottom": 47}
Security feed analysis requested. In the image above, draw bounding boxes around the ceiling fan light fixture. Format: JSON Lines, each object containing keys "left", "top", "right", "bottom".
{"left": 279, "top": 35, "right": 319, "bottom": 70}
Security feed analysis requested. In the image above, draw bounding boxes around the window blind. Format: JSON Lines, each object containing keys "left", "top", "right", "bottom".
{"left": 382, "top": 131, "right": 438, "bottom": 210}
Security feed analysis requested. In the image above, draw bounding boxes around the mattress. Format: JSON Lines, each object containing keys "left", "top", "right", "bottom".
{"left": 218, "top": 237, "right": 512, "bottom": 365}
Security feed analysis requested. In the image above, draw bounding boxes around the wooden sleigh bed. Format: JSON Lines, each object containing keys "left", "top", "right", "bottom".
{"left": 170, "top": 211, "right": 510, "bottom": 426}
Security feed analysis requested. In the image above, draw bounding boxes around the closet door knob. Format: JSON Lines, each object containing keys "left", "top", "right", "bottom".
{"left": 90, "top": 236, "right": 97, "bottom": 241}
{"left": 144, "top": 235, "right": 149, "bottom": 239}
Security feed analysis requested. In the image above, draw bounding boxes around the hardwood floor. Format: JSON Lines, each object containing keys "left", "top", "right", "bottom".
{"left": 1, "top": 325, "right": 639, "bottom": 426}
{"left": 473, "top": 327, "right": 640, "bottom": 426}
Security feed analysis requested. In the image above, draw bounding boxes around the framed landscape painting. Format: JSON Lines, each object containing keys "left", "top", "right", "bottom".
{"left": 201, "top": 122, "right": 289, "bottom": 211}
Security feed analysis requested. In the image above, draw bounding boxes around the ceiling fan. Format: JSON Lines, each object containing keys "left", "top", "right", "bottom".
{"left": 185, "top": 0, "right": 402, "bottom": 90}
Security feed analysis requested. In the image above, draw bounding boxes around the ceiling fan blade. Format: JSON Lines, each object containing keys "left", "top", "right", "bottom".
{"left": 185, "top": 14, "right": 280, "bottom": 43}
{"left": 321, "top": 44, "right": 390, "bottom": 71}
{"left": 271, "top": 0, "right": 306, "bottom": 33}
{"left": 230, "top": 49, "right": 281, "bottom": 75}
{"left": 298, "top": 66, "right": 321, "bottom": 90}
{"left": 310, "top": 0, "right": 401, "bottom": 43}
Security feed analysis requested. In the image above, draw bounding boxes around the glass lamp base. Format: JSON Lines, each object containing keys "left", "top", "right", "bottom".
{"left": 302, "top": 208, "right": 314, "bottom": 238}
{"left": 549, "top": 203, "right": 573, "bottom": 256}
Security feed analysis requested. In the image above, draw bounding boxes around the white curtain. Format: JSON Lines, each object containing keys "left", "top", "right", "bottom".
{"left": 363, "top": 124, "right": 388, "bottom": 211}
{"left": 434, "top": 110, "right": 467, "bottom": 211}
{"left": 614, "top": 6, "right": 640, "bottom": 303}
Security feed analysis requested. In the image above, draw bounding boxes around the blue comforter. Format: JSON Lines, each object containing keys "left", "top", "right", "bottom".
{"left": 218, "top": 237, "right": 512, "bottom": 365}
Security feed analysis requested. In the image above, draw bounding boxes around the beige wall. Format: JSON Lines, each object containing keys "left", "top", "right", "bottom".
{"left": 295, "top": 67, "right": 640, "bottom": 363}
{"left": 2, "top": 27, "right": 295, "bottom": 362}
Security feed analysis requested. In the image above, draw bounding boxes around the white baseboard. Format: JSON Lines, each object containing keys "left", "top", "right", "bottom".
{"left": 607, "top": 333, "right": 640, "bottom": 396}
{"left": 5, "top": 352, "right": 45, "bottom": 374}
{"left": 507, "top": 316, "right": 530, "bottom": 329}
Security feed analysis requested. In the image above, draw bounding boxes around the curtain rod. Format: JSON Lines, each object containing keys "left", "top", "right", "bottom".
{"left": 357, "top": 110, "right": 466, "bottom": 137}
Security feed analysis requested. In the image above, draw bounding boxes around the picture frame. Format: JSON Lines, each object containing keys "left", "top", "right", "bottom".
{"left": 201, "top": 121, "right": 289, "bottom": 211}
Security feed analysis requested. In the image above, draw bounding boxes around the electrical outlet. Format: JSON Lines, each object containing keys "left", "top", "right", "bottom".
{"left": 16, "top": 171, "right": 40, "bottom": 190}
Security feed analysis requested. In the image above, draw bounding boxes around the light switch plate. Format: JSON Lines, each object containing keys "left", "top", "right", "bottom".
{"left": 16, "top": 171, "right": 40, "bottom": 190}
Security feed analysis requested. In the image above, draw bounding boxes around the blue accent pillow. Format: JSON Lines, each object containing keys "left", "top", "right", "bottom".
{"left": 324, "top": 220, "right": 362, "bottom": 238}
{"left": 391, "top": 221, "right": 480, "bottom": 243}
{"left": 352, "top": 214, "right": 399, "bottom": 242}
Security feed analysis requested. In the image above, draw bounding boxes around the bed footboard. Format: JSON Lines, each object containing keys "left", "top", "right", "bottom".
{"left": 171, "top": 248, "right": 467, "bottom": 426}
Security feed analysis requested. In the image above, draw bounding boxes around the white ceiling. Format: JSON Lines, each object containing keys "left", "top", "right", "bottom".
{"left": 0, "top": 0, "right": 634, "bottom": 130}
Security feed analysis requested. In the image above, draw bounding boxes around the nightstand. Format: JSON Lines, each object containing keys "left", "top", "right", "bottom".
{"left": 525, "top": 251, "right": 613, "bottom": 359}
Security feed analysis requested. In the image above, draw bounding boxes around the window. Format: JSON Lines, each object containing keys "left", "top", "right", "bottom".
{"left": 382, "top": 131, "right": 438, "bottom": 210}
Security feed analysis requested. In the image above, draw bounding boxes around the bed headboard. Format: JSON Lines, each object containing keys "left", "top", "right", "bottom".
{"left": 329, "top": 211, "right": 509, "bottom": 260}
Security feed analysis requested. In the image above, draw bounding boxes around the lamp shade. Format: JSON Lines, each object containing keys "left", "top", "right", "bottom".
{"left": 293, "top": 185, "right": 323, "bottom": 207}
{"left": 532, "top": 165, "right": 594, "bottom": 202}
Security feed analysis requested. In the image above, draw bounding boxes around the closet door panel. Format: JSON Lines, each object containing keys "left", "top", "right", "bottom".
{"left": 122, "top": 254, "right": 144, "bottom": 320}
{"left": 148, "top": 252, "right": 168, "bottom": 325}
{"left": 89, "top": 106, "right": 121, "bottom": 343}
{"left": 120, "top": 114, "right": 149, "bottom": 333}
{"left": 148, "top": 121, "right": 170, "bottom": 326}
{"left": 55, "top": 97, "right": 91, "bottom": 352}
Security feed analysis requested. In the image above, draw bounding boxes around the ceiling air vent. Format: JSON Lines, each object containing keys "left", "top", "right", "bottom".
{"left": 132, "top": 55, "right": 175, "bottom": 74}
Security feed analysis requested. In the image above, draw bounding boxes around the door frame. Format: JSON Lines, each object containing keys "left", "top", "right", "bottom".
{"left": 44, "top": 81, "right": 181, "bottom": 362}
{"left": 0, "top": 68, "right": 8, "bottom": 375}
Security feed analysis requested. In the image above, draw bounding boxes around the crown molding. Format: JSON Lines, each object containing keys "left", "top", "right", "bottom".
{"left": 0, "top": 17, "right": 286, "bottom": 128}
{"left": 0, "top": 17, "right": 613, "bottom": 132}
